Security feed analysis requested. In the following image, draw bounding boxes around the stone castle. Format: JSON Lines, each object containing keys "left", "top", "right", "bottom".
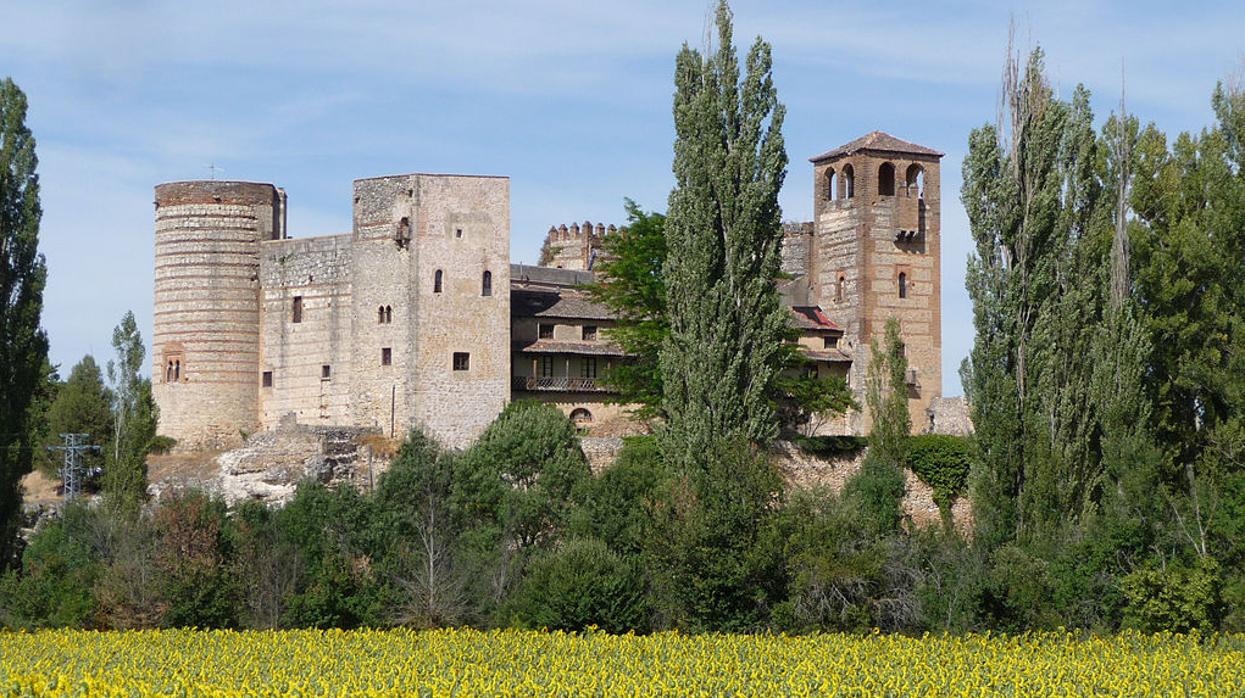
{"left": 152, "top": 131, "right": 945, "bottom": 450}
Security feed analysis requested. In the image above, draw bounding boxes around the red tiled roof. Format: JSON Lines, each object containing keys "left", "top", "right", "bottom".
{"left": 789, "top": 306, "right": 842, "bottom": 332}
{"left": 810, "top": 130, "right": 944, "bottom": 163}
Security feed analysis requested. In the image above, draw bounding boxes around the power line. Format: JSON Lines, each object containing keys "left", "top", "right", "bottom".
{"left": 47, "top": 433, "right": 101, "bottom": 501}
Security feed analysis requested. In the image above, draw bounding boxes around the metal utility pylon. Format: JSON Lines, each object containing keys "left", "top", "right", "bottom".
{"left": 47, "top": 433, "right": 101, "bottom": 501}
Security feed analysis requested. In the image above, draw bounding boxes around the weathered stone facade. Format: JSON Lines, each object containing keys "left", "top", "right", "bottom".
{"left": 154, "top": 174, "right": 510, "bottom": 451}
{"left": 152, "top": 131, "right": 948, "bottom": 452}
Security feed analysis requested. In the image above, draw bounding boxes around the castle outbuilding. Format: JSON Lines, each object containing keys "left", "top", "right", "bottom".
{"left": 152, "top": 131, "right": 945, "bottom": 450}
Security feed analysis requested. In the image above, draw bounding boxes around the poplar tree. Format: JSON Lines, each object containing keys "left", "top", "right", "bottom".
{"left": 0, "top": 78, "right": 49, "bottom": 568}
{"left": 660, "top": 0, "right": 788, "bottom": 468}
{"left": 104, "top": 312, "right": 157, "bottom": 515}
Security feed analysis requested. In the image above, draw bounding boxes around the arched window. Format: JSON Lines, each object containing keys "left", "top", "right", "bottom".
{"left": 843, "top": 164, "right": 855, "bottom": 198}
{"left": 166, "top": 361, "right": 175, "bottom": 383}
{"left": 434, "top": 269, "right": 443, "bottom": 293}
{"left": 898, "top": 272, "right": 908, "bottom": 299}
{"left": 905, "top": 163, "right": 924, "bottom": 197}
{"left": 836, "top": 275, "right": 845, "bottom": 303}
{"left": 482, "top": 270, "right": 492, "bottom": 297}
{"left": 570, "top": 408, "right": 593, "bottom": 426}
{"left": 824, "top": 168, "right": 837, "bottom": 201}
{"left": 378, "top": 306, "right": 385, "bottom": 324}
{"left": 878, "top": 162, "right": 896, "bottom": 196}
{"left": 385, "top": 305, "right": 392, "bottom": 323}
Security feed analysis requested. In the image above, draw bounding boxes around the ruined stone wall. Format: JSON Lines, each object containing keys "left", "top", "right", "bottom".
{"left": 258, "top": 234, "right": 354, "bottom": 429}
{"left": 153, "top": 181, "right": 279, "bottom": 450}
{"left": 408, "top": 174, "right": 511, "bottom": 448}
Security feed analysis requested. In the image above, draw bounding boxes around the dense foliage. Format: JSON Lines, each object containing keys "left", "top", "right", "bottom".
{"left": 0, "top": 77, "right": 49, "bottom": 571}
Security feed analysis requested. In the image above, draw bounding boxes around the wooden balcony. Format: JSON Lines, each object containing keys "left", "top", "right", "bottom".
{"left": 512, "top": 376, "right": 614, "bottom": 393}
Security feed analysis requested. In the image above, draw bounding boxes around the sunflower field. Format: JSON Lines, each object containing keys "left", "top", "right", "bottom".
{"left": 2, "top": 628, "right": 1243, "bottom": 696}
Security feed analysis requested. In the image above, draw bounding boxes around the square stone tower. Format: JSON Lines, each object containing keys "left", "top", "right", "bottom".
{"left": 806, "top": 131, "right": 943, "bottom": 432}
{"left": 350, "top": 173, "right": 511, "bottom": 448}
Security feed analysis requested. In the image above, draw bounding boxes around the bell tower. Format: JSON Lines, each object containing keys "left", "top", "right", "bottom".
{"left": 806, "top": 131, "right": 943, "bottom": 432}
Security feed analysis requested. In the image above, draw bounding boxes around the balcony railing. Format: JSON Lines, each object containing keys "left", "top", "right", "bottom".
{"left": 512, "top": 376, "right": 614, "bottom": 393}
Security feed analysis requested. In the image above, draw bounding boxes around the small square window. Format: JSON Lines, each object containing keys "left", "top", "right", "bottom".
{"left": 582, "top": 325, "right": 598, "bottom": 341}
{"left": 321, "top": 365, "right": 331, "bottom": 380}
{"left": 453, "top": 352, "right": 470, "bottom": 371}
{"left": 538, "top": 323, "right": 554, "bottom": 339}
{"left": 261, "top": 371, "right": 273, "bottom": 388}
{"left": 823, "top": 336, "right": 835, "bottom": 350}
{"left": 381, "top": 347, "right": 392, "bottom": 366}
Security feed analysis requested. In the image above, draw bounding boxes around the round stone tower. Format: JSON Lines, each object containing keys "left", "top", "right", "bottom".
{"left": 152, "top": 181, "right": 283, "bottom": 449}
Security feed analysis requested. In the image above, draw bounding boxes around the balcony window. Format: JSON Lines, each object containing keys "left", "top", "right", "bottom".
{"left": 581, "top": 358, "right": 597, "bottom": 379}
{"left": 539, "top": 355, "right": 553, "bottom": 378}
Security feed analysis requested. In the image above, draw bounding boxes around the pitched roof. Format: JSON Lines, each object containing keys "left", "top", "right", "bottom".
{"left": 801, "top": 349, "right": 854, "bottom": 364}
{"left": 809, "top": 131, "right": 943, "bottom": 163}
{"left": 512, "top": 339, "right": 631, "bottom": 357}
{"left": 511, "top": 289, "right": 614, "bottom": 321}
{"left": 788, "top": 306, "right": 842, "bottom": 332}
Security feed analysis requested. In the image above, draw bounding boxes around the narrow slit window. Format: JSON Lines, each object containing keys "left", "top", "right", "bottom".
{"left": 292, "top": 296, "right": 303, "bottom": 323}
{"left": 385, "top": 305, "right": 392, "bottom": 323}
{"left": 453, "top": 352, "right": 470, "bottom": 371}
{"left": 381, "top": 347, "right": 392, "bottom": 366}
{"left": 321, "top": 365, "right": 331, "bottom": 380}
{"left": 898, "top": 272, "right": 908, "bottom": 299}
{"left": 378, "top": 306, "right": 385, "bottom": 324}
{"left": 482, "top": 270, "right": 492, "bottom": 297}
{"left": 434, "top": 270, "right": 443, "bottom": 293}
{"left": 836, "top": 275, "right": 845, "bottom": 303}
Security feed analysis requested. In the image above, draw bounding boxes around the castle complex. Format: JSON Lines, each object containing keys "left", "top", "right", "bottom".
{"left": 152, "top": 131, "right": 944, "bottom": 450}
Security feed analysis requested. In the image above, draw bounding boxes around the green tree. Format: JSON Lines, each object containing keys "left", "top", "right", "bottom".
{"left": 0, "top": 78, "right": 49, "bottom": 569}
{"left": 103, "top": 312, "right": 158, "bottom": 515}
{"left": 659, "top": 0, "right": 789, "bottom": 468}
{"left": 42, "top": 356, "right": 113, "bottom": 478}
{"left": 586, "top": 201, "right": 668, "bottom": 417}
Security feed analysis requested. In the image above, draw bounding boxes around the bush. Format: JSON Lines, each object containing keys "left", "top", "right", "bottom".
{"left": 0, "top": 505, "right": 100, "bottom": 628}
{"left": 509, "top": 538, "right": 647, "bottom": 633}
{"left": 905, "top": 435, "right": 972, "bottom": 512}
{"left": 793, "top": 435, "right": 867, "bottom": 459}
{"left": 1120, "top": 557, "right": 1223, "bottom": 632}
{"left": 571, "top": 436, "right": 669, "bottom": 556}
{"left": 154, "top": 490, "right": 238, "bottom": 628}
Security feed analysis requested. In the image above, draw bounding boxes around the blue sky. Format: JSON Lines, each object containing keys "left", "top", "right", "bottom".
{"left": 3, "top": 0, "right": 1242, "bottom": 395}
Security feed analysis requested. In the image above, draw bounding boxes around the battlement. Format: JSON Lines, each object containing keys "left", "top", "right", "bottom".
{"left": 539, "top": 219, "right": 621, "bottom": 270}
{"left": 546, "top": 220, "right": 618, "bottom": 242}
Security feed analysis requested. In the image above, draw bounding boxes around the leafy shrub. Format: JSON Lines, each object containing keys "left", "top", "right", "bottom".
{"left": 1120, "top": 557, "right": 1223, "bottom": 632}
{"left": 0, "top": 504, "right": 101, "bottom": 628}
{"left": 571, "top": 435, "right": 669, "bottom": 555}
{"left": 509, "top": 538, "right": 647, "bottom": 633}
{"left": 905, "top": 435, "right": 972, "bottom": 510}
{"left": 793, "top": 435, "right": 867, "bottom": 458}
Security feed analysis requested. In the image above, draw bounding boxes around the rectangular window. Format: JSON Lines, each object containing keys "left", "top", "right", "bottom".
{"left": 582, "top": 325, "right": 598, "bottom": 341}
{"left": 321, "top": 365, "right": 331, "bottom": 380}
{"left": 539, "top": 355, "right": 553, "bottom": 378}
{"left": 823, "top": 336, "right": 835, "bottom": 350}
{"left": 538, "top": 323, "right": 554, "bottom": 339}
{"left": 381, "top": 347, "right": 392, "bottom": 366}
{"left": 453, "top": 352, "right": 470, "bottom": 371}
{"left": 292, "top": 296, "right": 304, "bottom": 323}
{"left": 581, "top": 357, "right": 597, "bottom": 379}
{"left": 261, "top": 371, "right": 273, "bottom": 388}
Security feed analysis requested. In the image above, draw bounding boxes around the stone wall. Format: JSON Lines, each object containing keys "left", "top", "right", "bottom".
{"left": 258, "top": 234, "right": 354, "bottom": 428}
{"left": 153, "top": 181, "right": 280, "bottom": 450}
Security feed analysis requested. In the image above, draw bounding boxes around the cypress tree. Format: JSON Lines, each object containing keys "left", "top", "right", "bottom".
{"left": 0, "top": 78, "right": 49, "bottom": 568}
{"left": 660, "top": 0, "right": 788, "bottom": 468}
